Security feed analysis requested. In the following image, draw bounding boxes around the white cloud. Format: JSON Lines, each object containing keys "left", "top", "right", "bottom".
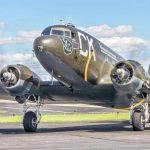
{"left": 0, "top": 53, "right": 50, "bottom": 81}
{"left": 16, "top": 30, "right": 41, "bottom": 40}
{"left": 0, "top": 27, "right": 51, "bottom": 80}
{"left": 0, "top": 21, "right": 5, "bottom": 37}
{"left": 0, "top": 22, "right": 5, "bottom": 28}
{"left": 80, "top": 24, "right": 133, "bottom": 37}
{"left": 0, "top": 53, "right": 33, "bottom": 61}
{"left": 99, "top": 36, "right": 150, "bottom": 70}
{"left": 0, "top": 30, "right": 41, "bottom": 45}
{"left": 99, "top": 37, "right": 148, "bottom": 53}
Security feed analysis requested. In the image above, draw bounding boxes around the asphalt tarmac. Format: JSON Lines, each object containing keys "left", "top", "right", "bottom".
{"left": 1, "top": 99, "right": 150, "bottom": 150}
{"left": 0, "top": 121, "right": 150, "bottom": 150}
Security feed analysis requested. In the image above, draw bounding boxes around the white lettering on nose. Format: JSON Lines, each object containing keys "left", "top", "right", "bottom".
{"left": 78, "top": 31, "right": 96, "bottom": 61}
{"left": 78, "top": 32, "right": 88, "bottom": 57}
{"left": 86, "top": 36, "right": 96, "bottom": 61}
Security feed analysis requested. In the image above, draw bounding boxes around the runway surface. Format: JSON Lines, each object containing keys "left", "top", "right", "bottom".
{"left": 0, "top": 121, "right": 150, "bottom": 149}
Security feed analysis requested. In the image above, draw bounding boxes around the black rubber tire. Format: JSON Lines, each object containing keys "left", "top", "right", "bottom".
{"left": 132, "top": 111, "right": 145, "bottom": 131}
{"left": 23, "top": 111, "right": 37, "bottom": 132}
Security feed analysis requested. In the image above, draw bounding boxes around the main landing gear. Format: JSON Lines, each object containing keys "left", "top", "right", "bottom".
{"left": 130, "top": 95, "right": 149, "bottom": 131}
{"left": 22, "top": 95, "right": 42, "bottom": 132}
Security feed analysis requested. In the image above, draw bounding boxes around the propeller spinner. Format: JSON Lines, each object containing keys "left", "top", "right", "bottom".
{"left": 0, "top": 66, "right": 19, "bottom": 87}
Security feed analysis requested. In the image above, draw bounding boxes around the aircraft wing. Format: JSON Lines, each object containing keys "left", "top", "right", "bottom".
{"left": 0, "top": 64, "right": 91, "bottom": 104}
{"left": 0, "top": 64, "right": 62, "bottom": 104}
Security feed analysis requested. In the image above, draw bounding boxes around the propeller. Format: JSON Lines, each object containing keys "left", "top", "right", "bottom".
{"left": 0, "top": 66, "right": 19, "bottom": 87}
{"left": 111, "top": 63, "right": 133, "bottom": 85}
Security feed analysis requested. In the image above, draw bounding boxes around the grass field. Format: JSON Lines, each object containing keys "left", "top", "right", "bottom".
{"left": 0, "top": 113, "right": 130, "bottom": 123}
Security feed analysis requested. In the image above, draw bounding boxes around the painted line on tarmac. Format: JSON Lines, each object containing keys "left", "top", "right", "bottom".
{"left": 0, "top": 99, "right": 107, "bottom": 109}
{"left": 48, "top": 104, "right": 106, "bottom": 108}
{"left": 0, "top": 106, "right": 71, "bottom": 114}
{"left": 0, "top": 100, "right": 17, "bottom": 104}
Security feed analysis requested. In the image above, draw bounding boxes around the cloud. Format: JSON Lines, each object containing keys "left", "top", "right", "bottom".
{"left": 0, "top": 30, "right": 41, "bottom": 45}
{"left": 16, "top": 30, "right": 41, "bottom": 40}
{"left": 0, "top": 22, "right": 5, "bottom": 28}
{"left": 0, "top": 53, "right": 33, "bottom": 61}
{"left": 79, "top": 24, "right": 133, "bottom": 37}
{"left": 99, "top": 36, "right": 150, "bottom": 68}
{"left": 0, "top": 21, "right": 5, "bottom": 36}
{"left": 0, "top": 53, "right": 50, "bottom": 81}
{"left": 99, "top": 37, "right": 148, "bottom": 53}
{"left": 0, "top": 28, "right": 50, "bottom": 80}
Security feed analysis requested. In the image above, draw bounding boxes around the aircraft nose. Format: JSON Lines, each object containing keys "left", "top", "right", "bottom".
{"left": 33, "top": 36, "right": 49, "bottom": 52}
{"left": 33, "top": 35, "right": 63, "bottom": 55}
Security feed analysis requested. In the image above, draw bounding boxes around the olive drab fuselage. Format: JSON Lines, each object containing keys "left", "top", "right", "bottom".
{"left": 34, "top": 24, "right": 124, "bottom": 88}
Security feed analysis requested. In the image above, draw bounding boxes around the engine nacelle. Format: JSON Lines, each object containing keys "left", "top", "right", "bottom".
{"left": 0, "top": 64, "right": 41, "bottom": 101}
{"left": 111, "top": 60, "right": 145, "bottom": 94}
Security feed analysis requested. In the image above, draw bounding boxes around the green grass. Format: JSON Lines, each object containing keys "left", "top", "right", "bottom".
{"left": 0, "top": 113, "right": 130, "bottom": 123}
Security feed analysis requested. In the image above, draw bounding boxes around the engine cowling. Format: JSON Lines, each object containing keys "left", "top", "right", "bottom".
{"left": 111, "top": 60, "right": 145, "bottom": 94}
{"left": 0, "top": 64, "right": 41, "bottom": 103}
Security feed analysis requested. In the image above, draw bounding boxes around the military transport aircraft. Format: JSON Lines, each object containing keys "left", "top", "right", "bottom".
{"left": 1, "top": 23, "right": 150, "bottom": 132}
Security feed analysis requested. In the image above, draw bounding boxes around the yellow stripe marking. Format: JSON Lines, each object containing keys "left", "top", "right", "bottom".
{"left": 84, "top": 51, "right": 95, "bottom": 81}
{"left": 113, "top": 100, "right": 145, "bottom": 111}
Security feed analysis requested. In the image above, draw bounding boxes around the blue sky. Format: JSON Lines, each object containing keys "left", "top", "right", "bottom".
{"left": 0, "top": 0, "right": 149, "bottom": 37}
{"left": 0, "top": 0, "right": 150, "bottom": 79}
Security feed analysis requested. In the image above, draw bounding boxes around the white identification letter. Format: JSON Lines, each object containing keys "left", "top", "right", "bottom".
{"left": 86, "top": 36, "right": 96, "bottom": 61}
{"left": 78, "top": 32, "right": 88, "bottom": 57}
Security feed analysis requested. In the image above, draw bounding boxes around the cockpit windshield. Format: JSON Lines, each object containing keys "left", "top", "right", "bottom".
{"left": 51, "top": 29, "right": 64, "bottom": 36}
{"left": 50, "top": 28, "right": 71, "bottom": 38}
{"left": 42, "top": 27, "right": 51, "bottom": 35}
{"left": 41, "top": 27, "right": 71, "bottom": 38}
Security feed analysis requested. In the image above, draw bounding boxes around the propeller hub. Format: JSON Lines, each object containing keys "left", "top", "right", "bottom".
{"left": 3, "top": 72, "right": 12, "bottom": 80}
{"left": 2, "top": 71, "right": 17, "bottom": 85}
{"left": 111, "top": 62, "right": 133, "bottom": 84}
{"left": 116, "top": 68, "right": 128, "bottom": 80}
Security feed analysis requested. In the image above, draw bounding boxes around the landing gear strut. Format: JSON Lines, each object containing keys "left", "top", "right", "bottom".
{"left": 22, "top": 95, "right": 42, "bottom": 132}
{"left": 130, "top": 94, "right": 149, "bottom": 131}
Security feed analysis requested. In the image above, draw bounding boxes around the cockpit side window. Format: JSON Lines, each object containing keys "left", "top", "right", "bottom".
{"left": 71, "top": 32, "right": 76, "bottom": 39}
{"left": 65, "top": 31, "right": 71, "bottom": 37}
